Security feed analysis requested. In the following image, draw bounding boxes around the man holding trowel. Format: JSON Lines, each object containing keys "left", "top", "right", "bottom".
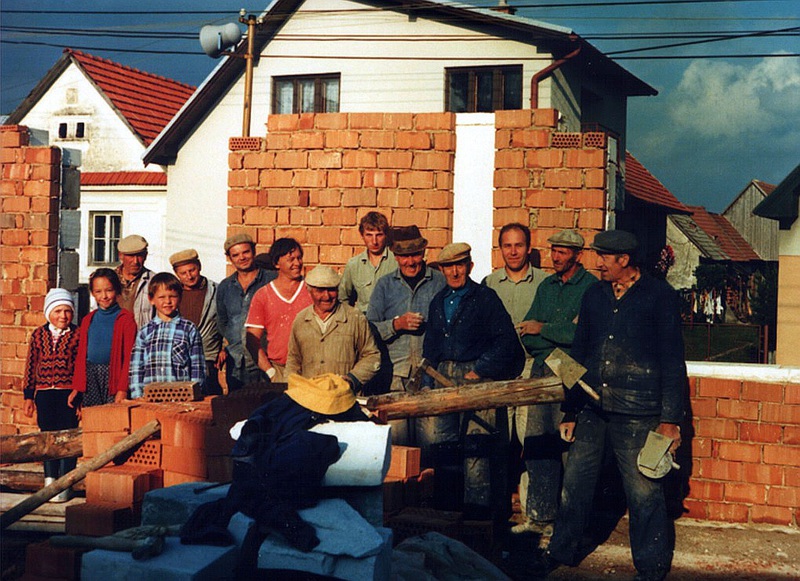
{"left": 534, "top": 230, "right": 686, "bottom": 581}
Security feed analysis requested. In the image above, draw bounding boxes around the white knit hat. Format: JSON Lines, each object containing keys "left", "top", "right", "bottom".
{"left": 44, "top": 288, "right": 74, "bottom": 320}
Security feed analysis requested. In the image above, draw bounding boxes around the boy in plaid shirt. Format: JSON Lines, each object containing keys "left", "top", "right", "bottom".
{"left": 129, "top": 273, "right": 206, "bottom": 398}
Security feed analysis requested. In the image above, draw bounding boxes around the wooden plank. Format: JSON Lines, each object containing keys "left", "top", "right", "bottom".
{"left": 0, "top": 428, "right": 83, "bottom": 463}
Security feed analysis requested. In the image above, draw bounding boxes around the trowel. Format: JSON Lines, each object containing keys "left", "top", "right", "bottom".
{"left": 545, "top": 348, "right": 600, "bottom": 401}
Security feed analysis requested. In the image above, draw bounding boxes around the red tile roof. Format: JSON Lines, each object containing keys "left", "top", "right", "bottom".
{"left": 68, "top": 49, "right": 195, "bottom": 145}
{"left": 81, "top": 172, "right": 167, "bottom": 186}
{"left": 624, "top": 152, "right": 690, "bottom": 213}
{"left": 754, "top": 180, "right": 776, "bottom": 196}
{"left": 686, "top": 205, "right": 761, "bottom": 262}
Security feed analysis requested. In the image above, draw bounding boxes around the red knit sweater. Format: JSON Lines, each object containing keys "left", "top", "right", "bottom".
{"left": 23, "top": 324, "right": 80, "bottom": 399}
{"left": 72, "top": 308, "right": 138, "bottom": 396}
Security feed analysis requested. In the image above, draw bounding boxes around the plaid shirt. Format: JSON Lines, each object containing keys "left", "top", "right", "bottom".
{"left": 128, "top": 315, "right": 206, "bottom": 398}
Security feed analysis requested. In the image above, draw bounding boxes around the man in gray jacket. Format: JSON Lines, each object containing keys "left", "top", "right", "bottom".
{"left": 170, "top": 249, "right": 223, "bottom": 395}
{"left": 115, "top": 234, "right": 154, "bottom": 327}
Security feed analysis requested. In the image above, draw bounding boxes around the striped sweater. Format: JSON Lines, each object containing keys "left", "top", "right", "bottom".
{"left": 23, "top": 324, "right": 80, "bottom": 399}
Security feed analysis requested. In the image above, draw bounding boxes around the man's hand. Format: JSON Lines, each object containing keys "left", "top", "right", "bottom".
{"left": 656, "top": 422, "right": 681, "bottom": 453}
{"left": 23, "top": 399, "right": 35, "bottom": 418}
{"left": 215, "top": 350, "right": 227, "bottom": 370}
{"left": 559, "top": 421, "right": 576, "bottom": 442}
{"left": 114, "top": 391, "right": 127, "bottom": 403}
{"left": 516, "top": 320, "right": 544, "bottom": 336}
{"left": 393, "top": 312, "right": 424, "bottom": 332}
{"left": 464, "top": 370, "right": 481, "bottom": 381}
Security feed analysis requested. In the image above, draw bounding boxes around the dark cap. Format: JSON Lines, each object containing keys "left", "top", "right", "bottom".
{"left": 591, "top": 230, "right": 638, "bottom": 255}
{"left": 391, "top": 225, "right": 428, "bottom": 256}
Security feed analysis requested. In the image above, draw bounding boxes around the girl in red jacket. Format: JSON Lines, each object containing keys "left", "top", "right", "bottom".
{"left": 69, "top": 268, "right": 137, "bottom": 410}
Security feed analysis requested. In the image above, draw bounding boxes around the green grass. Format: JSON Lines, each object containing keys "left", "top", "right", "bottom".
{"left": 682, "top": 324, "right": 763, "bottom": 363}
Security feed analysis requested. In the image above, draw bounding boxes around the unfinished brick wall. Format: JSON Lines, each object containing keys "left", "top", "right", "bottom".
{"left": 685, "top": 377, "right": 800, "bottom": 526}
{"left": 227, "top": 112, "right": 456, "bottom": 272}
{"left": 493, "top": 109, "right": 607, "bottom": 270}
{"left": 0, "top": 125, "right": 61, "bottom": 435}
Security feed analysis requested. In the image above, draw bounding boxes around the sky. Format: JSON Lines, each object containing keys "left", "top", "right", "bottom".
{"left": 1, "top": 0, "right": 798, "bottom": 213}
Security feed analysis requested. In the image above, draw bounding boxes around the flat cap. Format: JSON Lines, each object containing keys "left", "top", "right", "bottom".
{"left": 117, "top": 234, "right": 148, "bottom": 254}
{"left": 435, "top": 242, "right": 472, "bottom": 266}
{"left": 224, "top": 233, "right": 254, "bottom": 253}
{"left": 169, "top": 248, "right": 199, "bottom": 267}
{"left": 548, "top": 229, "right": 585, "bottom": 249}
{"left": 305, "top": 265, "right": 341, "bottom": 288}
{"left": 391, "top": 225, "right": 428, "bottom": 256}
{"left": 591, "top": 230, "right": 639, "bottom": 254}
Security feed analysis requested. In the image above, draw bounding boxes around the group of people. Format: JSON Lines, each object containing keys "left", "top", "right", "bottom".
{"left": 23, "top": 212, "right": 686, "bottom": 581}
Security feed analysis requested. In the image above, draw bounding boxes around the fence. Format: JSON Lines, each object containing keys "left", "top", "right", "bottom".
{"left": 683, "top": 323, "right": 768, "bottom": 364}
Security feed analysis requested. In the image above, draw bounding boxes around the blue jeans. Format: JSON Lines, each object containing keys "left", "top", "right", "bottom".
{"left": 549, "top": 408, "right": 673, "bottom": 577}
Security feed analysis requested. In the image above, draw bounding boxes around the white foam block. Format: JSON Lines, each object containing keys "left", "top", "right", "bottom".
{"left": 309, "top": 422, "right": 392, "bottom": 487}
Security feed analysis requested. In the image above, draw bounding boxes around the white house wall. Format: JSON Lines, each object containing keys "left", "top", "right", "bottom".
{"left": 666, "top": 217, "right": 700, "bottom": 290}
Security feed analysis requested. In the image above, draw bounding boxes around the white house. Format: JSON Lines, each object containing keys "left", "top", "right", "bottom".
{"left": 7, "top": 49, "right": 195, "bottom": 282}
{"left": 144, "top": 0, "right": 655, "bottom": 281}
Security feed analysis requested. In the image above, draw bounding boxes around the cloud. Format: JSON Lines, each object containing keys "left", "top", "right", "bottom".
{"left": 667, "top": 56, "right": 800, "bottom": 138}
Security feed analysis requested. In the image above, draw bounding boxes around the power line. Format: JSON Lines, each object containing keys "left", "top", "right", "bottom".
{"left": 605, "top": 25, "right": 800, "bottom": 55}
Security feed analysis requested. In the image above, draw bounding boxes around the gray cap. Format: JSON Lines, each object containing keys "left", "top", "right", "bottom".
{"left": 117, "top": 234, "right": 148, "bottom": 254}
{"left": 434, "top": 242, "right": 471, "bottom": 266}
{"left": 591, "top": 230, "right": 639, "bottom": 254}
{"left": 305, "top": 265, "right": 341, "bottom": 288}
{"left": 169, "top": 248, "right": 199, "bottom": 267}
{"left": 224, "top": 233, "right": 254, "bottom": 253}
{"left": 547, "top": 229, "right": 585, "bottom": 249}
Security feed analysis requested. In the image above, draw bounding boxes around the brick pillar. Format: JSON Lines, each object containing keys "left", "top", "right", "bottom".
{"left": 1, "top": 125, "right": 61, "bottom": 435}
{"left": 493, "top": 109, "right": 608, "bottom": 270}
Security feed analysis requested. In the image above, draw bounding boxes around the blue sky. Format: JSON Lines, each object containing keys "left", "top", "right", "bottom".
{"left": 2, "top": 0, "right": 798, "bottom": 212}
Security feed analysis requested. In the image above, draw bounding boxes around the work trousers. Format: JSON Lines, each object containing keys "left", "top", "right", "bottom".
{"left": 35, "top": 389, "right": 79, "bottom": 479}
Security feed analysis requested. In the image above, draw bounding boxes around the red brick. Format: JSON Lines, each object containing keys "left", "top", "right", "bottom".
{"left": 383, "top": 113, "right": 414, "bottom": 130}
{"left": 290, "top": 132, "right": 324, "bottom": 149}
{"left": 766, "top": 486, "right": 800, "bottom": 508}
{"left": 495, "top": 110, "right": 533, "bottom": 129}
{"left": 717, "top": 441, "right": 761, "bottom": 463}
{"left": 763, "top": 444, "right": 800, "bottom": 466}
{"left": 274, "top": 151, "right": 308, "bottom": 169}
{"left": 434, "top": 132, "right": 456, "bottom": 151}
{"left": 706, "top": 502, "right": 749, "bottom": 523}
{"left": 267, "top": 114, "right": 300, "bottom": 132}
{"left": 691, "top": 398, "right": 717, "bottom": 418}
{"left": 785, "top": 384, "right": 800, "bottom": 405}
{"left": 308, "top": 151, "right": 342, "bottom": 169}
{"left": 493, "top": 208, "right": 529, "bottom": 227}
{"left": 82, "top": 431, "right": 130, "bottom": 457}
{"left": 275, "top": 226, "right": 308, "bottom": 242}
{"left": 82, "top": 402, "right": 133, "bottom": 433}
{"left": 717, "top": 399, "right": 759, "bottom": 421}
{"left": 343, "top": 189, "right": 377, "bottom": 207}
{"left": 750, "top": 505, "right": 793, "bottom": 526}
{"left": 741, "top": 381, "right": 783, "bottom": 402}
{"left": 325, "top": 130, "right": 360, "bottom": 149}
{"left": 378, "top": 151, "right": 413, "bottom": 169}
{"left": 565, "top": 189, "right": 605, "bottom": 209}
{"left": 495, "top": 129, "right": 511, "bottom": 149}
{"left": 741, "top": 462, "right": 784, "bottom": 485}
{"left": 315, "top": 113, "right": 348, "bottom": 130}
{"left": 1, "top": 230, "right": 29, "bottom": 246}
{"left": 412, "top": 152, "right": 452, "bottom": 171}
{"left": 525, "top": 189, "right": 562, "bottom": 208}
{"left": 724, "top": 482, "right": 767, "bottom": 504}
{"left": 377, "top": 190, "right": 412, "bottom": 208}
{"left": 25, "top": 146, "right": 59, "bottom": 165}
{"left": 496, "top": 150, "right": 524, "bottom": 169}
{"left": 396, "top": 131, "right": 432, "bottom": 150}
{"left": 86, "top": 465, "right": 162, "bottom": 504}
{"left": 244, "top": 207, "right": 277, "bottom": 226}
{"left": 585, "top": 169, "right": 605, "bottom": 188}
{"left": 510, "top": 129, "right": 550, "bottom": 148}
{"left": 686, "top": 478, "right": 724, "bottom": 501}
{"left": 494, "top": 169, "right": 530, "bottom": 188}
{"left": 413, "top": 190, "right": 451, "bottom": 210}
{"left": 682, "top": 499, "right": 708, "bottom": 520}
{"left": 693, "top": 436, "right": 713, "bottom": 458}
{"left": 319, "top": 245, "right": 356, "bottom": 265}
{"left": 577, "top": 209, "right": 604, "bottom": 229}
{"left": 387, "top": 446, "right": 421, "bottom": 479}
{"left": 785, "top": 426, "right": 800, "bottom": 445}
{"left": 294, "top": 170, "right": 327, "bottom": 188}
{"left": 162, "top": 445, "right": 207, "bottom": 477}
{"left": 65, "top": 502, "right": 135, "bottom": 536}
{"left": 290, "top": 208, "right": 322, "bottom": 225}
{"left": 228, "top": 189, "right": 259, "bottom": 207}
{"left": 543, "top": 169, "right": 583, "bottom": 189}
{"left": 739, "top": 422, "right": 782, "bottom": 443}
{"left": 533, "top": 108, "right": 559, "bottom": 128}
{"left": 228, "top": 207, "right": 243, "bottom": 225}
{"left": 565, "top": 149, "right": 605, "bottom": 168}
{"left": 243, "top": 152, "right": 274, "bottom": 169}
{"left": 697, "top": 377, "right": 741, "bottom": 399}
{"left": 161, "top": 414, "right": 213, "bottom": 448}
{"left": 266, "top": 133, "right": 291, "bottom": 150}
{"left": 349, "top": 112, "right": 385, "bottom": 129}
{"left": 539, "top": 209, "right": 576, "bottom": 229}
{"left": 322, "top": 207, "right": 357, "bottom": 226}
{"left": 697, "top": 458, "right": 744, "bottom": 481}
{"left": 494, "top": 189, "right": 522, "bottom": 208}
{"left": 414, "top": 112, "right": 454, "bottom": 131}
{"left": 260, "top": 169, "right": 294, "bottom": 188}
{"left": 393, "top": 208, "right": 432, "bottom": 227}
{"left": 328, "top": 170, "right": 362, "bottom": 188}
{"left": 785, "top": 466, "right": 800, "bottom": 486}
{"left": 761, "top": 402, "right": 800, "bottom": 425}
{"left": 228, "top": 152, "right": 244, "bottom": 169}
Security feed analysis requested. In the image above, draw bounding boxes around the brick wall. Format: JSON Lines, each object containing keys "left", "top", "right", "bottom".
{"left": 227, "top": 112, "right": 457, "bottom": 271}
{"left": 0, "top": 125, "right": 62, "bottom": 435}
{"left": 685, "top": 376, "right": 800, "bottom": 526}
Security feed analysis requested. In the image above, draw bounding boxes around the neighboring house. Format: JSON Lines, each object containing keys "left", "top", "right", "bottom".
{"left": 753, "top": 163, "right": 800, "bottom": 366}
{"left": 618, "top": 151, "right": 691, "bottom": 267}
{"left": 7, "top": 49, "right": 195, "bottom": 282}
{"left": 723, "top": 179, "right": 778, "bottom": 261}
{"left": 144, "top": 0, "right": 655, "bottom": 281}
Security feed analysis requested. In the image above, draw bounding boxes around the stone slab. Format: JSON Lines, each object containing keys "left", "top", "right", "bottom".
{"left": 141, "top": 482, "right": 230, "bottom": 527}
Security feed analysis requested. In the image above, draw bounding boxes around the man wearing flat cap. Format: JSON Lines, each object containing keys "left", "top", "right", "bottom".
{"left": 286, "top": 265, "right": 381, "bottom": 393}
{"left": 366, "top": 225, "right": 446, "bottom": 452}
{"left": 170, "top": 249, "right": 223, "bottom": 395}
{"left": 115, "top": 234, "right": 154, "bottom": 327}
{"left": 510, "top": 229, "right": 597, "bottom": 539}
{"left": 423, "top": 242, "right": 525, "bottom": 522}
{"left": 536, "top": 230, "right": 686, "bottom": 581}
{"left": 339, "top": 211, "right": 397, "bottom": 313}
{"left": 216, "top": 233, "right": 277, "bottom": 392}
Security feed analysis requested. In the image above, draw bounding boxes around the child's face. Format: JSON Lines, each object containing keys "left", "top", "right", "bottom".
{"left": 48, "top": 305, "right": 74, "bottom": 330}
{"left": 149, "top": 287, "right": 180, "bottom": 319}
{"left": 91, "top": 277, "right": 118, "bottom": 310}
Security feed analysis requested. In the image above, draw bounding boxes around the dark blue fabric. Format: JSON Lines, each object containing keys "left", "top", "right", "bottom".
{"left": 423, "top": 279, "right": 524, "bottom": 382}
{"left": 86, "top": 304, "right": 120, "bottom": 364}
{"left": 566, "top": 272, "right": 686, "bottom": 423}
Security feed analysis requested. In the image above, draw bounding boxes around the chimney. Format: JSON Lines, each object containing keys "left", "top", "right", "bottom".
{"left": 491, "top": 0, "right": 517, "bottom": 15}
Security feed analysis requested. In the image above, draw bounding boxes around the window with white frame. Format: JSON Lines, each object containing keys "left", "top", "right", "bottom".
{"left": 272, "top": 74, "right": 340, "bottom": 114}
{"left": 445, "top": 65, "right": 523, "bottom": 113}
{"left": 89, "top": 212, "right": 122, "bottom": 265}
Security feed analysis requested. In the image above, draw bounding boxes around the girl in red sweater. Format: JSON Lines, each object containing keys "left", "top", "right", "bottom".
{"left": 23, "top": 288, "right": 80, "bottom": 501}
{"left": 69, "top": 268, "right": 137, "bottom": 410}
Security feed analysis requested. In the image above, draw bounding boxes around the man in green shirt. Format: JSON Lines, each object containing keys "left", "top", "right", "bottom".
{"left": 515, "top": 229, "right": 597, "bottom": 541}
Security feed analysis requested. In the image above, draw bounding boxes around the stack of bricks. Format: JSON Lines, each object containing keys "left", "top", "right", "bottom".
{"left": 383, "top": 445, "right": 426, "bottom": 514}
{"left": 227, "top": 112, "right": 456, "bottom": 274}
{"left": 493, "top": 109, "right": 607, "bottom": 270}
{"left": 0, "top": 124, "right": 61, "bottom": 436}
{"left": 685, "top": 376, "right": 800, "bottom": 527}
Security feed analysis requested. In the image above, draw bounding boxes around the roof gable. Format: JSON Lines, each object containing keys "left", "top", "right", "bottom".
{"left": 687, "top": 205, "right": 761, "bottom": 262}
{"left": 624, "top": 152, "right": 690, "bottom": 214}
{"left": 753, "top": 163, "right": 800, "bottom": 229}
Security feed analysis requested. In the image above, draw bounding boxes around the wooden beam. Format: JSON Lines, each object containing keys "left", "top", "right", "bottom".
{"left": 365, "top": 376, "right": 564, "bottom": 420}
{"left": 0, "top": 428, "right": 82, "bottom": 464}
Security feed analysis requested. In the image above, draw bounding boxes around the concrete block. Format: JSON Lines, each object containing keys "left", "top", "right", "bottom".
{"left": 80, "top": 537, "right": 237, "bottom": 581}
{"left": 297, "top": 498, "right": 384, "bottom": 558}
{"left": 141, "top": 482, "right": 229, "bottom": 527}
{"left": 59, "top": 209, "right": 81, "bottom": 249}
{"left": 66, "top": 502, "right": 135, "bottom": 536}
{"left": 387, "top": 445, "right": 421, "bottom": 479}
{"left": 61, "top": 166, "right": 81, "bottom": 207}
{"left": 59, "top": 251, "right": 80, "bottom": 291}
{"left": 321, "top": 485, "right": 384, "bottom": 528}
{"left": 309, "top": 422, "right": 391, "bottom": 486}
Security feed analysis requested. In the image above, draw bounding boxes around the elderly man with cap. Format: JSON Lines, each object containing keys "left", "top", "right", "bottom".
{"left": 216, "top": 233, "right": 277, "bottom": 392}
{"left": 170, "top": 249, "right": 223, "bottom": 395}
{"left": 423, "top": 242, "right": 525, "bottom": 522}
{"left": 115, "top": 234, "right": 153, "bottom": 327}
{"left": 339, "top": 211, "right": 397, "bottom": 313}
{"left": 509, "top": 229, "right": 598, "bottom": 540}
{"left": 286, "top": 265, "right": 381, "bottom": 393}
{"left": 534, "top": 230, "right": 686, "bottom": 581}
{"left": 366, "top": 225, "right": 446, "bottom": 451}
